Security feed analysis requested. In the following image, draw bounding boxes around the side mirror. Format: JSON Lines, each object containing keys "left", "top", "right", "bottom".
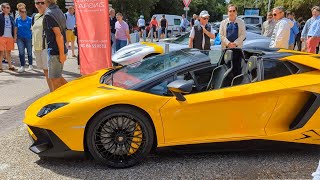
{"left": 167, "top": 80, "right": 193, "bottom": 101}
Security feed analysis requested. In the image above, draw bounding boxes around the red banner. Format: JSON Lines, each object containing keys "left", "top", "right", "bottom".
{"left": 74, "top": 0, "right": 112, "bottom": 75}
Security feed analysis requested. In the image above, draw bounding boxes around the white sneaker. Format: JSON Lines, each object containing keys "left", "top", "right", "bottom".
{"left": 27, "top": 65, "right": 33, "bottom": 71}
{"left": 18, "top": 66, "right": 25, "bottom": 73}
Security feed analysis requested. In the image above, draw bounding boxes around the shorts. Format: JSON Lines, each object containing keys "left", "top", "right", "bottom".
{"left": 34, "top": 49, "right": 48, "bottom": 70}
{"left": 152, "top": 25, "right": 156, "bottom": 33}
{"left": 139, "top": 26, "right": 145, "bottom": 31}
{"left": 48, "top": 54, "right": 64, "bottom": 78}
{"left": 161, "top": 27, "right": 166, "bottom": 34}
{"left": 0, "top": 37, "right": 14, "bottom": 51}
{"left": 66, "top": 30, "right": 76, "bottom": 42}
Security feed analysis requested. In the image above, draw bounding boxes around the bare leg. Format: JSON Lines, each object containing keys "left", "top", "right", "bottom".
{"left": 0, "top": 51, "right": 3, "bottom": 69}
{"left": 50, "top": 77, "right": 68, "bottom": 91}
{"left": 60, "top": 77, "right": 68, "bottom": 86}
{"left": 71, "top": 41, "right": 75, "bottom": 56}
{"left": 6, "top": 50, "right": 13, "bottom": 68}
{"left": 43, "top": 69, "right": 53, "bottom": 92}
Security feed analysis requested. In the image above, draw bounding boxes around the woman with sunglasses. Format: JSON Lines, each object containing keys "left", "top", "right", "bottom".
{"left": 14, "top": 6, "right": 33, "bottom": 73}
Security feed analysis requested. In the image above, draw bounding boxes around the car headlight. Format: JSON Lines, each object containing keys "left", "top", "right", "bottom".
{"left": 119, "top": 48, "right": 143, "bottom": 59}
{"left": 37, "top": 103, "right": 68, "bottom": 117}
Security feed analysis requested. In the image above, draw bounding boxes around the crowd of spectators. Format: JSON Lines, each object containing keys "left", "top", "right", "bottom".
{"left": 0, "top": 0, "right": 76, "bottom": 92}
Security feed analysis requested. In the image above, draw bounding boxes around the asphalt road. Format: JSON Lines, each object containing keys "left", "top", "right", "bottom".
{"left": 0, "top": 97, "right": 319, "bottom": 179}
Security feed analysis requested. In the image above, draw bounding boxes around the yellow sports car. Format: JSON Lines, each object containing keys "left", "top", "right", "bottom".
{"left": 24, "top": 48, "right": 320, "bottom": 168}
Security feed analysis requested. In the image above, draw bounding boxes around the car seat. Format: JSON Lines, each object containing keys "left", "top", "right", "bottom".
{"left": 231, "top": 56, "right": 261, "bottom": 86}
{"left": 206, "top": 50, "right": 233, "bottom": 90}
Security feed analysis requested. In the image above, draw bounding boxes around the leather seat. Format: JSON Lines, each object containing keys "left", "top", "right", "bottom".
{"left": 206, "top": 50, "right": 233, "bottom": 90}
{"left": 231, "top": 56, "right": 261, "bottom": 86}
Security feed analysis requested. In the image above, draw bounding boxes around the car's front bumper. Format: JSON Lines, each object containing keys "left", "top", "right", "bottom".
{"left": 27, "top": 126, "right": 84, "bottom": 158}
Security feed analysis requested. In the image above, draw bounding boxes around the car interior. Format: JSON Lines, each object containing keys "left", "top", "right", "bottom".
{"left": 144, "top": 48, "right": 313, "bottom": 97}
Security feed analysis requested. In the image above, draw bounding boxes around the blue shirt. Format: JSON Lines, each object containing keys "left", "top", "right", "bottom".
{"left": 226, "top": 22, "right": 239, "bottom": 42}
{"left": 15, "top": 16, "right": 32, "bottom": 39}
{"left": 289, "top": 20, "right": 299, "bottom": 45}
{"left": 65, "top": 12, "right": 76, "bottom": 30}
{"left": 308, "top": 16, "right": 320, "bottom": 37}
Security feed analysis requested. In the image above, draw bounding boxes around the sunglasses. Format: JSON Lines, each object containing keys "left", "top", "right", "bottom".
{"left": 202, "top": 17, "right": 209, "bottom": 20}
{"left": 35, "top": 2, "right": 45, "bottom": 5}
{"left": 229, "top": 10, "right": 236, "bottom": 13}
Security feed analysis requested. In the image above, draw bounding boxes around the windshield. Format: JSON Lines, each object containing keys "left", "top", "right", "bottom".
{"left": 172, "top": 33, "right": 190, "bottom": 45}
{"left": 104, "top": 50, "right": 195, "bottom": 89}
{"left": 243, "top": 17, "right": 260, "bottom": 24}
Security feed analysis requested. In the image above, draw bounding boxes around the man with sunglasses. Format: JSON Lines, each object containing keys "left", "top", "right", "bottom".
{"left": 219, "top": 4, "right": 246, "bottom": 49}
{"left": 189, "top": 10, "right": 215, "bottom": 50}
{"left": 0, "top": 3, "right": 15, "bottom": 72}
{"left": 262, "top": 12, "right": 276, "bottom": 37}
{"left": 306, "top": 6, "right": 320, "bottom": 54}
{"left": 269, "top": 6, "right": 293, "bottom": 49}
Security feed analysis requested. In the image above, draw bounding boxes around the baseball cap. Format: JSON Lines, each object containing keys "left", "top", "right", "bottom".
{"left": 140, "top": 15, "right": 144, "bottom": 19}
{"left": 199, "top": 10, "right": 210, "bottom": 17}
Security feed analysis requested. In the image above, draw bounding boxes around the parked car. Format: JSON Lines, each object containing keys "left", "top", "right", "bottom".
{"left": 238, "top": 15, "right": 264, "bottom": 28}
{"left": 24, "top": 48, "right": 320, "bottom": 168}
{"left": 112, "top": 31, "right": 271, "bottom": 65}
{"left": 152, "top": 14, "right": 182, "bottom": 36}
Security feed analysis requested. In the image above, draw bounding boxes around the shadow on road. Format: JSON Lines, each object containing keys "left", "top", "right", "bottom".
{"left": 34, "top": 148, "right": 320, "bottom": 179}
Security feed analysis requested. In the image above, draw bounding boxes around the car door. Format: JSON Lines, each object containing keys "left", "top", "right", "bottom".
{"left": 159, "top": 77, "right": 284, "bottom": 146}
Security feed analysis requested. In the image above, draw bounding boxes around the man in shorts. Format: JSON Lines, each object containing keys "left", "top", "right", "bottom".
{"left": 43, "top": 0, "right": 68, "bottom": 91}
{"left": 159, "top": 14, "right": 168, "bottom": 39}
{"left": 137, "top": 15, "right": 145, "bottom": 38}
{"left": 65, "top": 6, "right": 76, "bottom": 57}
{"left": 0, "top": 3, "right": 15, "bottom": 72}
{"left": 33, "top": 0, "right": 53, "bottom": 91}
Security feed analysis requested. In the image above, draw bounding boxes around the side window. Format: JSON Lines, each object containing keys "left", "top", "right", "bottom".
{"left": 193, "top": 66, "right": 214, "bottom": 86}
{"left": 263, "top": 60, "right": 291, "bottom": 80}
{"left": 144, "top": 77, "right": 174, "bottom": 96}
{"left": 177, "top": 66, "right": 215, "bottom": 93}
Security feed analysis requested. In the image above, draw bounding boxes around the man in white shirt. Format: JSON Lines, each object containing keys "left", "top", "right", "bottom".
{"left": 137, "top": 15, "right": 145, "bottom": 38}
{"left": 189, "top": 10, "right": 216, "bottom": 50}
{"left": 269, "top": 6, "right": 294, "bottom": 49}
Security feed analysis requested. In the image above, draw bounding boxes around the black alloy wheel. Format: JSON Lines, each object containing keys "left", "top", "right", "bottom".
{"left": 86, "top": 107, "right": 154, "bottom": 168}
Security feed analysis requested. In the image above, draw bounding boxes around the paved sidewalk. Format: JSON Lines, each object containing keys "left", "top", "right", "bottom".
{"left": 0, "top": 45, "right": 80, "bottom": 115}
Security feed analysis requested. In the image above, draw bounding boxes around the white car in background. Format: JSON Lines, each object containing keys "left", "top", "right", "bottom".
{"left": 112, "top": 32, "right": 271, "bottom": 66}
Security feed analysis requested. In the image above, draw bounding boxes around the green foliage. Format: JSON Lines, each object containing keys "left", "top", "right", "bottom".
{"left": 229, "top": 0, "right": 319, "bottom": 20}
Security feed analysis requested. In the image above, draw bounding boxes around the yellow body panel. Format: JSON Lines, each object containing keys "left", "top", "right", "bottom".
{"left": 24, "top": 69, "right": 170, "bottom": 151}
{"left": 24, "top": 52, "right": 320, "bottom": 153}
{"left": 140, "top": 42, "right": 164, "bottom": 54}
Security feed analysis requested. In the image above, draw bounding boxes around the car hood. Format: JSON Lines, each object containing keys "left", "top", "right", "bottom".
{"left": 112, "top": 42, "right": 187, "bottom": 64}
{"left": 27, "top": 68, "right": 122, "bottom": 110}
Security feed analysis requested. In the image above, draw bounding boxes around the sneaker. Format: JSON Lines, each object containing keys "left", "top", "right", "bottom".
{"left": 18, "top": 66, "right": 25, "bottom": 73}
{"left": 27, "top": 65, "right": 33, "bottom": 71}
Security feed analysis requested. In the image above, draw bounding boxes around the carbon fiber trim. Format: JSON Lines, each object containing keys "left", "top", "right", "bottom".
{"left": 289, "top": 93, "right": 320, "bottom": 130}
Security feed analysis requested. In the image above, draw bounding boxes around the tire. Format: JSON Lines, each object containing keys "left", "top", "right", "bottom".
{"left": 86, "top": 106, "right": 154, "bottom": 168}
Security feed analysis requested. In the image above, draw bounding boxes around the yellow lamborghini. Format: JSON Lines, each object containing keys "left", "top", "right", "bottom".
{"left": 24, "top": 48, "right": 320, "bottom": 168}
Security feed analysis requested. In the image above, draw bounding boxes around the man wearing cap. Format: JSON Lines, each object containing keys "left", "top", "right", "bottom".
{"left": 137, "top": 15, "right": 145, "bottom": 38}
{"left": 219, "top": 4, "right": 246, "bottom": 49}
{"left": 189, "top": 10, "right": 215, "bottom": 50}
